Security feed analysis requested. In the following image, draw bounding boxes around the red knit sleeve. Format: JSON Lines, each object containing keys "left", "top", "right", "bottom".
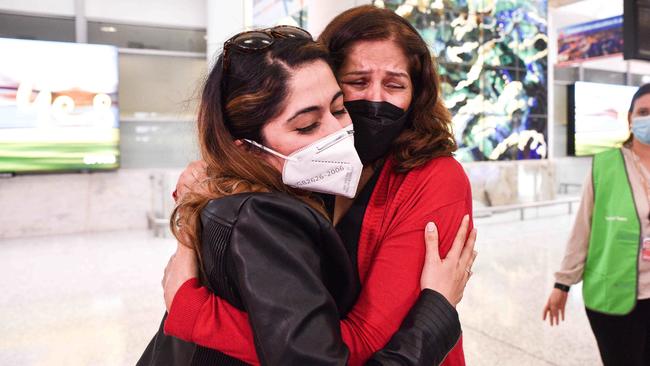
{"left": 164, "top": 157, "right": 472, "bottom": 366}
{"left": 164, "top": 279, "right": 260, "bottom": 365}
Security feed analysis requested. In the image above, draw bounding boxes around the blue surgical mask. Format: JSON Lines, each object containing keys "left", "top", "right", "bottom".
{"left": 632, "top": 116, "right": 650, "bottom": 145}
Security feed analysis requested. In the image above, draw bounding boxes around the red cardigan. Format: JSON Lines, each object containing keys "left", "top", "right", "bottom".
{"left": 165, "top": 156, "right": 472, "bottom": 365}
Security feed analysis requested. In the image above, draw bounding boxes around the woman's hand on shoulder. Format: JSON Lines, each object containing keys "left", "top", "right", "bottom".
{"left": 173, "top": 160, "right": 209, "bottom": 201}
{"left": 420, "top": 215, "right": 477, "bottom": 306}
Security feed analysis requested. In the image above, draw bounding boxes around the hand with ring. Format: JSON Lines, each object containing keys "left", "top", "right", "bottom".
{"left": 419, "top": 215, "right": 478, "bottom": 306}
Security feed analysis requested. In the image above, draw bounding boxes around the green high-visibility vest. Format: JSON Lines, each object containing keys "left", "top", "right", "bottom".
{"left": 585, "top": 148, "right": 640, "bottom": 315}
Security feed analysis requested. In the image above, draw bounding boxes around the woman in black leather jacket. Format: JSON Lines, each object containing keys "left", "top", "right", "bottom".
{"left": 139, "top": 27, "right": 476, "bottom": 366}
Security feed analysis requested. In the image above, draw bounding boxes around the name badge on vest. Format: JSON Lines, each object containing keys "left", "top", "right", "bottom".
{"left": 644, "top": 238, "right": 650, "bottom": 262}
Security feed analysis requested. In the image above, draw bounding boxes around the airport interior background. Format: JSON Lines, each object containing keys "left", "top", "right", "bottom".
{"left": 1, "top": 0, "right": 649, "bottom": 365}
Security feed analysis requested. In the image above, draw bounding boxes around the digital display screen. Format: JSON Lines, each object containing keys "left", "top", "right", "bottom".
{"left": 0, "top": 38, "right": 119, "bottom": 173}
{"left": 557, "top": 16, "right": 623, "bottom": 64}
{"left": 569, "top": 81, "right": 638, "bottom": 156}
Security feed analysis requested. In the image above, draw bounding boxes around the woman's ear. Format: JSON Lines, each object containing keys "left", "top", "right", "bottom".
{"left": 234, "top": 139, "right": 261, "bottom": 156}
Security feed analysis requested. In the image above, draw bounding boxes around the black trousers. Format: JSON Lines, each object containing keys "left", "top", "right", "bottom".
{"left": 586, "top": 299, "right": 650, "bottom": 366}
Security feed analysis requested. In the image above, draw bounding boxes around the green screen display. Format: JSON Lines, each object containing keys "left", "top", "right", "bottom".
{"left": 0, "top": 38, "right": 119, "bottom": 173}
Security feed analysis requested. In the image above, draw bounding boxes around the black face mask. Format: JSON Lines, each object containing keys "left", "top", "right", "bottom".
{"left": 344, "top": 100, "right": 409, "bottom": 165}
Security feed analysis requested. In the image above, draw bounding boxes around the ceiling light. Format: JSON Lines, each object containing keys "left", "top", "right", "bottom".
{"left": 100, "top": 26, "right": 117, "bottom": 33}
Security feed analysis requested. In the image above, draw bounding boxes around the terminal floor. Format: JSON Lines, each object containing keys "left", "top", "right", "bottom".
{"left": 0, "top": 206, "right": 602, "bottom": 365}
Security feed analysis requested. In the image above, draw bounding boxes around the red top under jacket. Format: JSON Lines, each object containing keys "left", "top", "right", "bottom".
{"left": 165, "top": 156, "right": 472, "bottom": 366}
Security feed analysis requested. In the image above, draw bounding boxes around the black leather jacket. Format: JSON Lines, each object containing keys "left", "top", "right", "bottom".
{"left": 138, "top": 193, "right": 461, "bottom": 366}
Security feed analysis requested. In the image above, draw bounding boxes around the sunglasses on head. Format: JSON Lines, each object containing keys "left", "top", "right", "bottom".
{"left": 222, "top": 25, "right": 313, "bottom": 72}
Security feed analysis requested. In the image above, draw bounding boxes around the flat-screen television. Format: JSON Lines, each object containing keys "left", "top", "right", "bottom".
{"left": 0, "top": 38, "right": 119, "bottom": 174}
{"left": 558, "top": 16, "right": 623, "bottom": 65}
{"left": 568, "top": 81, "right": 638, "bottom": 156}
{"left": 624, "top": 0, "right": 650, "bottom": 61}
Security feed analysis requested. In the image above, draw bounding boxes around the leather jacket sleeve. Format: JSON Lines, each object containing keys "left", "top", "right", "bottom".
{"left": 367, "top": 289, "right": 461, "bottom": 366}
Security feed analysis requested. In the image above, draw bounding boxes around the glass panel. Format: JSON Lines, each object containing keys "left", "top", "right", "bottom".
{"left": 554, "top": 65, "right": 579, "bottom": 83}
{"left": 88, "top": 21, "right": 206, "bottom": 53}
{"left": 118, "top": 54, "right": 207, "bottom": 119}
{"left": 583, "top": 68, "right": 626, "bottom": 84}
{"left": 0, "top": 12, "right": 75, "bottom": 42}
{"left": 119, "top": 120, "right": 198, "bottom": 168}
{"left": 116, "top": 54, "right": 206, "bottom": 168}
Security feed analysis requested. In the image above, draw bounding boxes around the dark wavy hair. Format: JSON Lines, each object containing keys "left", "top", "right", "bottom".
{"left": 318, "top": 5, "right": 456, "bottom": 172}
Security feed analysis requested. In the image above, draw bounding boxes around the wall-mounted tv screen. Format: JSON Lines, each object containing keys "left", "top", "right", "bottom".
{"left": 0, "top": 38, "right": 119, "bottom": 174}
{"left": 624, "top": 0, "right": 650, "bottom": 61}
{"left": 568, "top": 81, "right": 638, "bottom": 156}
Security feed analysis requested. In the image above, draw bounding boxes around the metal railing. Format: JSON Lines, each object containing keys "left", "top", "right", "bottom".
{"left": 147, "top": 172, "right": 175, "bottom": 237}
{"left": 558, "top": 182, "right": 582, "bottom": 194}
{"left": 474, "top": 196, "right": 581, "bottom": 220}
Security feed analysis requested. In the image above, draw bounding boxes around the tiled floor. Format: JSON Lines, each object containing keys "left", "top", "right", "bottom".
{"left": 459, "top": 207, "right": 601, "bottom": 366}
{"left": 0, "top": 206, "right": 602, "bottom": 365}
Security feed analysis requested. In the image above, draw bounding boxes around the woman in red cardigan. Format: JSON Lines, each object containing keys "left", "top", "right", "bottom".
{"left": 164, "top": 6, "right": 473, "bottom": 366}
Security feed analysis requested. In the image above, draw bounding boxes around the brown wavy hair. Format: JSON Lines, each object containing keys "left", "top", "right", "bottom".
{"left": 171, "top": 35, "right": 330, "bottom": 267}
{"left": 318, "top": 5, "right": 456, "bottom": 172}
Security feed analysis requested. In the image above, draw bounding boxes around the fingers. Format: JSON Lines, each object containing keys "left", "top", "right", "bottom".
{"left": 546, "top": 307, "right": 557, "bottom": 326}
{"left": 543, "top": 307, "right": 550, "bottom": 324}
{"left": 542, "top": 296, "right": 565, "bottom": 326}
{"left": 459, "top": 228, "right": 477, "bottom": 268}
{"left": 448, "top": 215, "right": 470, "bottom": 259}
{"left": 543, "top": 308, "right": 558, "bottom": 326}
{"left": 424, "top": 222, "right": 441, "bottom": 264}
{"left": 543, "top": 297, "right": 553, "bottom": 324}
{"left": 467, "top": 249, "right": 478, "bottom": 272}
{"left": 175, "top": 160, "right": 208, "bottom": 200}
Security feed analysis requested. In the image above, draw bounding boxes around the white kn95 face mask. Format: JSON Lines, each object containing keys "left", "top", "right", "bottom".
{"left": 244, "top": 125, "right": 363, "bottom": 198}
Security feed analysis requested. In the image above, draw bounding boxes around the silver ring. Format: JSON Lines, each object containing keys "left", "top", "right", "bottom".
{"left": 465, "top": 267, "right": 473, "bottom": 276}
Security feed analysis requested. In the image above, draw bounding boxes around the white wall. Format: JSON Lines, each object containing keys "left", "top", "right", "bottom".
{"left": 206, "top": 0, "right": 247, "bottom": 65}
{"left": 0, "top": 0, "right": 373, "bottom": 31}
{"left": 0, "top": 0, "right": 206, "bottom": 28}
{"left": 0, "top": 0, "right": 74, "bottom": 16}
{"left": 203, "top": 0, "right": 373, "bottom": 64}
{"left": 85, "top": 0, "right": 206, "bottom": 28}
{"left": 553, "top": 0, "right": 622, "bottom": 27}
{"left": 307, "top": 0, "right": 372, "bottom": 37}
{"left": 0, "top": 169, "right": 180, "bottom": 239}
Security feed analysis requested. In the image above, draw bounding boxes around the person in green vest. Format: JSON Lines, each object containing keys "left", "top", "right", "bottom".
{"left": 542, "top": 83, "right": 650, "bottom": 366}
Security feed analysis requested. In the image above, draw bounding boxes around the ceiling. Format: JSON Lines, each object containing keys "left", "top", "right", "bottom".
{"left": 548, "top": 0, "right": 584, "bottom": 7}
